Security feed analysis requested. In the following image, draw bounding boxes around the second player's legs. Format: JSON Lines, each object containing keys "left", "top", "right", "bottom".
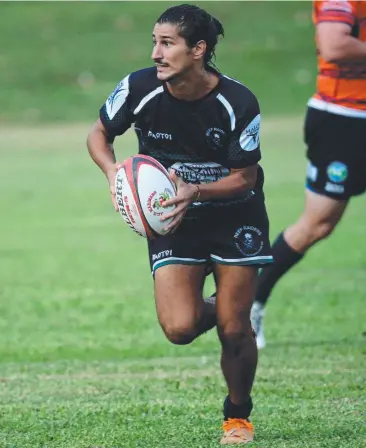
{"left": 253, "top": 107, "right": 366, "bottom": 347}
{"left": 284, "top": 188, "right": 348, "bottom": 253}
{"left": 154, "top": 264, "right": 216, "bottom": 345}
{"left": 252, "top": 189, "right": 349, "bottom": 349}
{"left": 255, "top": 188, "right": 348, "bottom": 308}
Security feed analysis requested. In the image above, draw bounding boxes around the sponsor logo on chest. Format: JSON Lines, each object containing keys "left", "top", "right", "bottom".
{"left": 148, "top": 130, "right": 172, "bottom": 140}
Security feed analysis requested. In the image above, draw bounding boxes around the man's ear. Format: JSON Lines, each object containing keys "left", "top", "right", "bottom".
{"left": 192, "top": 40, "right": 207, "bottom": 61}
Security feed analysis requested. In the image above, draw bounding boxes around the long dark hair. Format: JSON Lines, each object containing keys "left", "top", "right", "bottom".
{"left": 156, "top": 4, "right": 225, "bottom": 70}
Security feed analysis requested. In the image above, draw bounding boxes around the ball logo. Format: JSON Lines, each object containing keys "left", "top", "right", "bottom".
{"left": 123, "top": 195, "right": 136, "bottom": 224}
{"left": 116, "top": 173, "right": 144, "bottom": 237}
{"left": 327, "top": 161, "right": 348, "bottom": 184}
{"left": 147, "top": 188, "right": 174, "bottom": 216}
{"left": 234, "top": 226, "right": 263, "bottom": 257}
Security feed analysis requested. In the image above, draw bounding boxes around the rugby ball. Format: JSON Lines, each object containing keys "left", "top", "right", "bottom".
{"left": 115, "top": 155, "right": 177, "bottom": 239}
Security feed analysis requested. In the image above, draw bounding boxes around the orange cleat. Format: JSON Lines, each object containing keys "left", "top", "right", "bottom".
{"left": 221, "top": 418, "right": 254, "bottom": 444}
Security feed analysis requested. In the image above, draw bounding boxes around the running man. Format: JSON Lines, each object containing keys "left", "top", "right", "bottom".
{"left": 251, "top": 0, "right": 366, "bottom": 349}
{"left": 87, "top": 4, "right": 273, "bottom": 444}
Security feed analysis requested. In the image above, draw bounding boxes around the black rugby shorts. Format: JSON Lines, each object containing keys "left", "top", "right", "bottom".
{"left": 305, "top": 107, "right": 366, "bottom": 200}
{"left": 148, "top": 191, "right": 273, "bottom": 275}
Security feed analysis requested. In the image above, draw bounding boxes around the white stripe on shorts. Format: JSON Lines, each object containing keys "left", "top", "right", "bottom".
{"left": 210, "top": 254, "right": 273, "bottom": 265}
{"left": 152, "top": 256, "right": 207, "bottom": 274}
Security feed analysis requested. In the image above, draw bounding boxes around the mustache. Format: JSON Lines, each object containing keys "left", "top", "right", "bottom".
{"left": 154, "top": 59, "right": 169, "bottom": 66}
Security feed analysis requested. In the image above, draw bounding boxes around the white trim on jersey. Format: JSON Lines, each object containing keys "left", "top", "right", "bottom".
{"left": 216, "top": 93, "right": 236, "bottom": 131}
{"left": 133, "top": 86, "right": 164, "bottom": 115}
{"left": 223, "top": 74, "right": 245, "bottom": 87}
{"left": 308, "top": 97, "right": 366, "bottom": 119}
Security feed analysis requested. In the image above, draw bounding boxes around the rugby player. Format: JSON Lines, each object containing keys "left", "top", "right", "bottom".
{"left": 251, "top": 0, "right": 366, "bottom": 349}
{"left": 87, "top": 4, "right": 273, "bottom": 444}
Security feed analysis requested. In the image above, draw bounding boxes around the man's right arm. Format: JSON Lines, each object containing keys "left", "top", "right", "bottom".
{"left": 87, "top": 118, "right": 121, "bottom": 211}
{"left": 87, "top": 118, "right": 116, "bottom": 177}
{"left": 87, "top": 74, "right": 134, "bottom": 210}
{"left": 317, "top": 22, "right": 366, "bottom": 63}
{"left": 87, "top": 74, "right": 134, "bottom": 174}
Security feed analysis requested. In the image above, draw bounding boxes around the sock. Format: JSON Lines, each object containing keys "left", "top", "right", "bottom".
{"left": 196, "top": 293, "right": 217, "bottom": 337}
{"left": 204, "top": 269, "right": 218, "bottom": 306}
{"left": 255, "top": 232, "right": 304, "bottom": 306}
{"left": 223, "top": 395, "right": 253, "bottom": 420}
{"left": 204, "top": 292, "right": 216, "bottom": 306}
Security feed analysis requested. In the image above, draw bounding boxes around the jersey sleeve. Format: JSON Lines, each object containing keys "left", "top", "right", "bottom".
{"left": 315, "top": 0, "right": 357, "bottom": 28}
{"left": 99, "top": 74, "right": 135, "bottom": 140}
{"left": 225, "top": 94, "right": 261, "bottom": 169}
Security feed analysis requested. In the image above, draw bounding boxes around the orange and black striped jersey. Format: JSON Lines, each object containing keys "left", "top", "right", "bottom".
{"left": 310, "top": 0, "right": 366, "bottom": 115}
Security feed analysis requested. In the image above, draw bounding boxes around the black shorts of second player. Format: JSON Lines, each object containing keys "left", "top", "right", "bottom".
{"left": 148, "top": 191, "right": 273, "bottom": 276}
{"left": 304, "top": 107, "right": 366, "bottom": 200}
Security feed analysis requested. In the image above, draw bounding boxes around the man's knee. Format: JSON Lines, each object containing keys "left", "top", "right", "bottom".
{"left": 314, "top": 220, "right": 336, "bottom": 240}
{"left": 299, "top": 216, "right": 336, "bottom": 245}
{"left": 160, "top": 321, "right": 197, "bottom": 345}
{"left": 218, "top": 320, "right": 254, "bottom": 353}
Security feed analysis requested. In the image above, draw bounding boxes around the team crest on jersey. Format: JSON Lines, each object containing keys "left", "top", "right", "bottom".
{"left": 206, "top": 127, "right": 226, "bottom": 149}
{"left": 234, "top": 226, "right": 263, "bottom": 257}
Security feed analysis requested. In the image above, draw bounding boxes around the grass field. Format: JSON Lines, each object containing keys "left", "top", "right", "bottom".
{"left": 0, "top": 119, "right": 365, "bottom": 447}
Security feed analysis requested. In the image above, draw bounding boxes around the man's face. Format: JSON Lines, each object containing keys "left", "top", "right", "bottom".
{"left": 152, "top": 23, "right": 196, "bottom": 82}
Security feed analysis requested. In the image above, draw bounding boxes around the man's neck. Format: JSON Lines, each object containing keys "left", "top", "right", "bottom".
{"left": 167, "top": 68, "right": 219, "bottom": 101}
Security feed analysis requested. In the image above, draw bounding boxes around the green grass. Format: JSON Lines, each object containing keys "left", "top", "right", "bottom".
{"left": 0, "top": 119, "right": 365, "bottom": 447}
{"left": 0, "top": 1, "right": 316, "bottom": 123}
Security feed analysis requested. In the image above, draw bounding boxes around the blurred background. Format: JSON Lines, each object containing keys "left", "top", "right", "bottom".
{"left": 0, "top": 2, "right": 364, "bottom": 448}
{"left": 0, "top": 1, "right": 315, "bottom": 123}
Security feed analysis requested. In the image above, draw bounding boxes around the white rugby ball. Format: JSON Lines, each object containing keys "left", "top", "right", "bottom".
{"left": 115, "top": 155, "right": 177, "bottom": 238}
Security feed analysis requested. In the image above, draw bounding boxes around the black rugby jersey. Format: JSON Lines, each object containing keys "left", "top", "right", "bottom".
{"left": 100, "top": 66, "right": 264, "bottom": 204}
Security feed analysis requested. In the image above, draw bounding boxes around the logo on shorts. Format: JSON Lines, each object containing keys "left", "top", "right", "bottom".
{"left": 147, "top": 188, "right": 174, "bottom": 216}
{"left": 327, "top": 161, "right": 348, "bottom": 184}
{"left": 234, "top": 226, "right": 263, "bottom": 257}
{"left": 307, "top": 162, "right": 318, "bottom": 182}
{"left": 325, "top": 182, "right": 345, "bottom": 194}
{"left": 152, "top": 250, "right": 173, "bottom": 261}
